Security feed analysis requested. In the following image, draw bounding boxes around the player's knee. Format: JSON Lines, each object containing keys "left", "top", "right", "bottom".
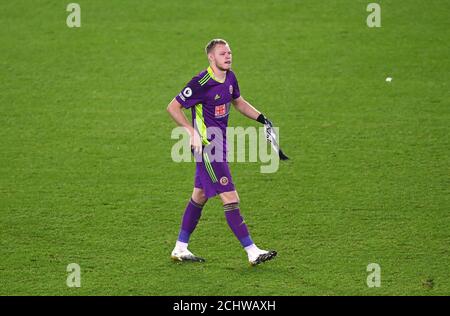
{"left": 220, "top": 191, "right": 239, "bottom": 205}
{"left": 192, "top": 189, "right": 207, "bottom": 205}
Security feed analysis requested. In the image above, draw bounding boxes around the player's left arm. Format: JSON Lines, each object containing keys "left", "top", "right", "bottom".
{"left": 233, "top": 96, "right": 289, "bottom": 160}
{"left": 232, "top": 96, "right": 261, "bottom": 120}
{"left": 232, "top": 96, "right": 270, "bottom": 126}
{"left": 230, "top": 72, "right": 270, "bottom": 124}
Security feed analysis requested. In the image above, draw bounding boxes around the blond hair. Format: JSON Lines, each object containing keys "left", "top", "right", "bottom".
{"left": 205, "top": 39, "right": 229, "bottom": 55}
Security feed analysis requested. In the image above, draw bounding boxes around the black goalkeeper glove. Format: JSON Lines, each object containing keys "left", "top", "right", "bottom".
{"left": 256, "top": 114, "right": 272, "bottom": 127}
{"left": 256, "top": 114, "right": 289, "bottom": 161}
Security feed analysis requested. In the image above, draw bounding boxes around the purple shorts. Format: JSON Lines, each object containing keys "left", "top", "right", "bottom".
{"left": 194, "top": 152, "right": 235, "bottom": 198}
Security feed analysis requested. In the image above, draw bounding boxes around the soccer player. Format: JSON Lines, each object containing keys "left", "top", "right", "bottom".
{"left": 167, "top": 39, "right": 277, "bottom": 265}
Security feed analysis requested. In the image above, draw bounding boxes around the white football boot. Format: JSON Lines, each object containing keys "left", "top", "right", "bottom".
{"left": 246, "top": 245, "right": 277, "bottom": 266}
{"left": 171, "top": 247, "right": 205, "bottom": 263}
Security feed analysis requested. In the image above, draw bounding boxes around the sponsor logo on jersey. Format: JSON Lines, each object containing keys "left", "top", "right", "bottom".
{"left": 215, "top": 104, "right": 226, "bottom": 117}
{"left": 229, "top": 85, "right": 233, "bottom": 95}
{"left": 214, "top": 94, "right": 221, "bottom": 100}
{"left": 215, "top": 103, "right": 231, "bottom": 118}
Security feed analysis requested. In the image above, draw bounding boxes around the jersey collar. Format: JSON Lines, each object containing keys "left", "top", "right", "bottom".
{"left": 207, "top": 66, "right": 226, "bottom": 83}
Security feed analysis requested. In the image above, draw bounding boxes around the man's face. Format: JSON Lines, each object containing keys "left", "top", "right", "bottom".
{"left": 209, "top": 44, "right": 232, "bottom": 71}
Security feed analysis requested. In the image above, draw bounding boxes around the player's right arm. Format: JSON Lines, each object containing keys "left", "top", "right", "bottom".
{"left": 167, "top": 98, "right": 202, "bottom": 154}
{"left": 167, "top": 97, "right": 194, "bottom": 133}
{"left": 167, "top": 76, "right": 204, "bottom": 154}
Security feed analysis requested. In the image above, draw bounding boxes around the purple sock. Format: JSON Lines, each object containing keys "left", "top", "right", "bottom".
{"left": 177, "top": 199, "right": 204, "bottom": 243}
{"left": 224, "top": 203, "right": 253, "bottom": 247}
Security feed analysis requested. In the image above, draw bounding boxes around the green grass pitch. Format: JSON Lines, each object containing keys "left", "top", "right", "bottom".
{"left": 0, "top": 0, "right": 449, "bottom": 295}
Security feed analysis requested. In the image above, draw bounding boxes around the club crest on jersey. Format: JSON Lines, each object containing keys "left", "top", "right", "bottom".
{"left": 220, "top": 176, "right": 229, "bottom": 186}
{"left": 229, "top": 85, "right": 233, "bottom": 95}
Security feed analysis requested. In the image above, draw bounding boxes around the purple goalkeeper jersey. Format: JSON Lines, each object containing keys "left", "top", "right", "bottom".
{"left": 175, "top": 66, "right": 241, "bottom": 158}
